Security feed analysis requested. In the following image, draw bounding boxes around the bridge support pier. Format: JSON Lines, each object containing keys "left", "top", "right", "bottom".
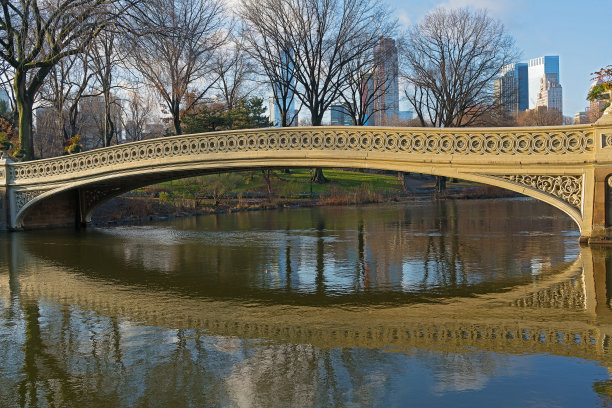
{"left": 0, "top": 155, "right": 9, "bottom": 231}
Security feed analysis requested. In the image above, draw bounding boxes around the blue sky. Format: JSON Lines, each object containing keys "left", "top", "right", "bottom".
{"left": 388, "top": 0, "right": 611, "bottom": 118}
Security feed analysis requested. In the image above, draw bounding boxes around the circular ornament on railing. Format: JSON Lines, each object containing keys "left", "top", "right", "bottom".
{"left": 169, "top": 142, "right": 181, "bottom": 155}
{"left": 255, "top": 134, "right": 268, "bottom": 150}
{"left": 532, "top": 134, "right": 548, "bottom": 153}
{"left": 372, "top": 133, "right": 385, "bottom": 151}
{"left": 269, "top": 134, "right": 280, "bottom": 149}
{"left": 455, "top": 134, "right": 469, "bottom": 154}
{"left": 565, "top": 133, "right": 582, "bottom": 153}
{"left": 300, "top": 133, "right": 312, "bottom": 149}
{"left": 499, "top": 134, "right": 515, "bottom": 153}
{"left": 413, "top": 134, "right": 427, "bottom": 153}
{"left": 484, "top": 134, "right": 500, "bottom": 154}
{"left": 246, "top": 135, "right": 258, "bottom": 150}
{"left": 360, "top": 133, "right": 372, "bottom": 150}
{"left": 236, "top": 135, "right": 247, "bottom": 150}
{"left": 348, "top": 133, "right": 360, "bottom": 150}
{"left": 197, "top": 139, "right": 209, "bottom": 153}
{"left": 289, "top": 134, "right": 300, "bottom": 149}
{"left": 426, "top": 135, "right": 440, "bottom": 153}
{"left": 549, "top": 133, "right": 564, "bottom": 153}
{"left": 399, "top": 135, "right": 413, "bottom": 152}
{"left": 439, "top": 134, "right": 454, "bottom": 153}
{"left": 386, "top": 134, "right": 399, "bottom": 151}
{"left": 469, "top": 134, "right": 485, "bottom": 154}
{"left": 311, "top": 132, "right": 324, "bottom": 149}
{"left": 336, "top": 133, "right": 347, "bottom": 149}
{"left": 278, "top": 133, "right": 289, "bottom": 149}
{"left": 323, "top": 132, "right": 336, "bottom": 149}
{"left": 584, "top": 133, "right": 594, "bottom": 151}
{"left": 515, "top": 134, "right": 531, "bottom": 154}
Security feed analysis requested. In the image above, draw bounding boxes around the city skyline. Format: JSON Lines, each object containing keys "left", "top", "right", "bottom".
{"left": 388, "top": 0, "right": 609, "bottom": 119}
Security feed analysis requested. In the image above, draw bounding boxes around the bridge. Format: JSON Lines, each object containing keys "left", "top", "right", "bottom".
{"left": 1, "top": 112, "right": 612, "bottom": 243}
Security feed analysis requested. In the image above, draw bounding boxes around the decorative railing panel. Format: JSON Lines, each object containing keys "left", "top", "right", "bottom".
{"left": 5, "top": 127, "right": 595, "bottom": 184}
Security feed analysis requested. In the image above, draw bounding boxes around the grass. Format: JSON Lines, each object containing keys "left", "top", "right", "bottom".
{"left": 145, "top": 168, "right": 405, "bottom": 197}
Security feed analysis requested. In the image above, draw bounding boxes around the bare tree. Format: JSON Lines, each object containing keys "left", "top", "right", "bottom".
{"left": 121, "top": 90, "right": 155, "bottom": 142}
{"left": 241, "top": 26, "right": 299, "bottom": 128}
{"left": 89, "top": 29, "right": 123, "bottom": 146}
{"left": 338, "top": 38, "right": 398, "bottom": 126}
{"left": 516, "top": 107, "right": 563, "bottom": 126}
{"left": 401, "top": 8, "right": 518, "bottom": 127}
{"left": 39, "top": 53, "right": 94, "bottom": 149}
{"left": 211, "top": 41, "right": 257, "bottom": 110}
{"left": 241, "top": 0, "right": 395, "bottom": 182}
{"left": 0, "top": 0, "right": 136, "bottom": 160}
{"left": 125, "top": 0, "right": 228, "bottom": 135}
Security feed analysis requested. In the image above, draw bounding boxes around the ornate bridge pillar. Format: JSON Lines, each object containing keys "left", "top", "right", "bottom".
{"left": 586, "top": 113, "right": 612, "bottom": 243}
{"left": 0, "top": 154, "right": 11, "bottom": 231}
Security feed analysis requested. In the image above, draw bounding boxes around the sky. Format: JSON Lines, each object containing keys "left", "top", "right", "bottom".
{"left": 387, "top": 0, "right": 611, "bottom": 118}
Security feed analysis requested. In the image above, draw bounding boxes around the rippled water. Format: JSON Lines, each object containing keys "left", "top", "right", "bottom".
{"left": 2, "top": 198, "right": 612, "bottom": 407}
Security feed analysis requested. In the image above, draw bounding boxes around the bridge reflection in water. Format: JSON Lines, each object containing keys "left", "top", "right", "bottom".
{"left": 2, "top": 202, "right": 612, "bottom": 406}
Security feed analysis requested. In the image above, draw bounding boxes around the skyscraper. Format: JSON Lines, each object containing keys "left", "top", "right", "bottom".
{"left": 528, "top": 56, "right": 561, "bottom": 112}
{"left": 269, "top": 50, "right": 296, "bottom": 127}
{"left": 330, "top": 105, "right": 352, "bottom": 126}
{"left": 372, "top": 38, "right": 399, "bottom": 125}
{"left": 494, "top": 63, "right": 528, "bottom": 113}
{"left": 536, "top": 72, "right": 563, "bottom": 113}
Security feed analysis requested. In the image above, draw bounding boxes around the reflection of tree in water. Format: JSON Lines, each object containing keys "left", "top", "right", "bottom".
{"left": 410, "top": 349, "right": 508, "bottom": 394}
{"left": 423, "top": 200, "right": 469, "bottom": 289}
{"left": 593, "top": 378, "right": 612, "bottom": 408}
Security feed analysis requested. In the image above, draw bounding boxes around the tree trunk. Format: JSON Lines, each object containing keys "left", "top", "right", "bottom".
{"left": 104, "top": 89, "right": 114, "bottom": 147}
{"left": 310, "top": 111, "right": 327, "bottom": 184}
{"left": 173, "top": 104, "right": 182, "bottom": 135}
{"left": 262, "top": 169, "right": 273, "bottom": 202}
{"left": 311, "top": 167, "right": 327, "bottom": 184}
{"left": 16, "top": 97, "right": 34, "bottom": 161}
{"left": 398, "top": 171, "right": 410, "bottom": 192}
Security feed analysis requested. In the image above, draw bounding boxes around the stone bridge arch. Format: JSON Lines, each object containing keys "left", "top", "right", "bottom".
{"left": 2, "top": 121, "right": 612, "bottom": 242}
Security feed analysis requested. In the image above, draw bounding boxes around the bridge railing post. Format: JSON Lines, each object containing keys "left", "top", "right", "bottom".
{"left": 0, "top": 153, "right": 11, "bottom": 231}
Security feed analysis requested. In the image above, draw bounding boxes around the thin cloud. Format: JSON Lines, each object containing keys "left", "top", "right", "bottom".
{"left": 438, "top": 0, "right": 525, "bottom": 16}
{"left": 398, "top": 10, "right": 411, "bottom": 27}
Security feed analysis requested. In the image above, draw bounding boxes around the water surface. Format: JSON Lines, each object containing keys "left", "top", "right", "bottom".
{"left": 1, "top": 198, "right": 612, "bottom": 407}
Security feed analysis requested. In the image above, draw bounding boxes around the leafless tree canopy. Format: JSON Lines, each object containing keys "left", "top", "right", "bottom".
{"left": 240, "top": 0, "right": 396, "bottom": 126}
{"left": 516, "top": 107, "right": 563, "bottom": 126}
{"left": 124, "top": 0, "right": 228, "bottom": 135}
{"left": 339, "top": 38, "right": 397, "bottom": 126}
{"left": 401, "top": 7, "right": 518, "bottom": 127}
{"left": 0, "top": 0, "right": 136, "bottom": 159}
{"left": 211, "top": 41, "right": 256, "bottom": 110}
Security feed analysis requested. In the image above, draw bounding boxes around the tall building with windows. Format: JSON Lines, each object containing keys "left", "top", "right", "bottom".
{"left": 268, "top": 94, "right": 296, "bottom": 127}
{"left": 371, "top": 38, "right": 399, "bottom": 125}
{"left": 536, "top": 72, "right": 563, "bottom": 113}
{"left": 496, "top": 56, "right": 562, "bottom": 116}
{"left": 269, "top": 50, "right": 296, "bottom": 127}
{"left": 494, "top": 63, "right": 528, "bottom": 113}
{"left": 330, "top": 104, "right": 352, "bottom": 126}
{"left": 528, "top": 56, "right": 561, "bottom": 112}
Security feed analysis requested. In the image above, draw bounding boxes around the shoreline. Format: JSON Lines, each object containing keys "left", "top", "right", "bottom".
{"left": 90, "top": 185, "right": 520, "bottom": 227}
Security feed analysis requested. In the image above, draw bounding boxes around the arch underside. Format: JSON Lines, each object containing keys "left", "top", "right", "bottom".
{"left": 15, "top": 156, "right": 585, "bottom": 231}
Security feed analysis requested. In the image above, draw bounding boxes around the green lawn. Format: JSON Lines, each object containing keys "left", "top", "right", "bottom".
{"left": 149, "top": 168, "right": 404, "bottom": 196}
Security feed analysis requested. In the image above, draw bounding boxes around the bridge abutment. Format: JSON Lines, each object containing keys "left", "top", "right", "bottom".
{"left": 0, "top": 155, "right": 9, "bottom": 231}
